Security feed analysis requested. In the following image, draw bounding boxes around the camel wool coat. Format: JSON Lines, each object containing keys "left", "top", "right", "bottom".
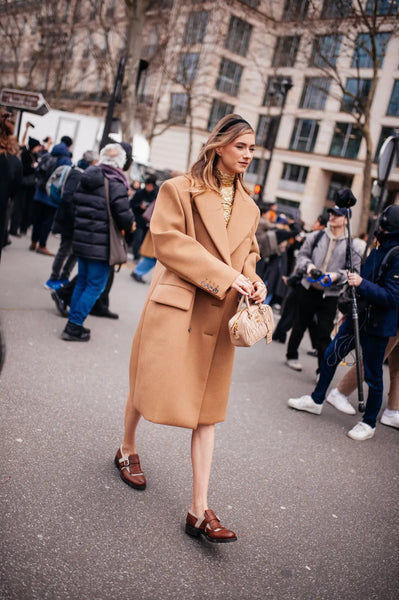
{"left": 128, "top": 174, "right": 260, "bottom": 429}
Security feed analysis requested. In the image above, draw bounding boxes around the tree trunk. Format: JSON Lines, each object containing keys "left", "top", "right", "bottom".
{"left": 360, "top": 125, "right": 373, "bottom": 234}
{"left": 186, "top": 97, "right": 193, "bottom": 172}
{"left": 121, "top": 0, "right": 148, "bottom": 145}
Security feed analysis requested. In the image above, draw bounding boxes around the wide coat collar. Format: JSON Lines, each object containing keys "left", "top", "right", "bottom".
{"left": 192, "top": 179, "right": 256, "bottom": 266}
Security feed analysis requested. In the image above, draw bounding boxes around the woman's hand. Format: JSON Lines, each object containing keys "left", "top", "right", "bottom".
{"left": 250, "top": 281, "right": 267, "bottom": 304}
{"left": 231, "top": 274, "right": 254, "bottom": 296}
{"left": 347, "top": 271, "right": 363, "bottom": 287}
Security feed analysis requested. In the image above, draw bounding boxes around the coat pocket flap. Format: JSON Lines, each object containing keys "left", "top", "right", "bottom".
{"left": 150, "top": 284, "right": 193, "bottom": 310}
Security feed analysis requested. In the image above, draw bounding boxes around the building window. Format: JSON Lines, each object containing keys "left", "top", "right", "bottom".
{"left": 176, "top": 53, "right": 199, "bottom": 85}
{"left": 169, "top": 93, "right": 188, "bottom": 124}
{"left": 299, "top": 78, "right": 331, "bottom": 110}
{"left": 275, "top": 197, "right": 301, "bottom": 218}
{"left": 281, "top": 163, "right": 309, "bottom": 184}
{"left": 184, "top": 11, "right": 210, "bottom": 44}
{"left": 208, "top": 99, "right": 234, "bottom": 131}
{"left": 282, "top": 0, "right": 309, "bottom": 20}
{"left": 365, "top": 0, "right": 398, "bottom": 15}
{"left": 225, "top": 16, "right": 252, "bottom": 57}
{"left": 256, "top": 115, "right": 280, "bottom": 148}
{"left": 351, "top": 32, "right": 390, "bottom": 68}
{"left": 341, "top": 78, "right": 372, "bottom": 113}
{"left": 321, "top": 0, "right": 352, "bottom": 18}
{"left": 272, "top": 36, "right": 300, "bottom": 68}
{"left": 327, "top": 173, "right": 353, "bottom": 200}
{"left": 246, "top": 157, "right": 261, "bottom": 175}
{"left": 329, "top": 122, "right": 362, "bottom": 158}
{"left": 290, "top": 119, "right": 319, "bottom": 152}
{"left": 387, "top": 80, "right": 399, "bottom": 116}
{"left": 374, "top": 126, "right": 399, "bottom": 161}
{"left": 310, "top": 34, "right": 342, "bottom": 68}
{"left": 216, "top": 58, "right": 243, "bottom": 96}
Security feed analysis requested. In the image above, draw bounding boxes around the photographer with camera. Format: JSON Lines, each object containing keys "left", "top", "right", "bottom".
{"left": 288, "top": 204, "right": 399, "bottom": 441}
{"left": 285, "top": 205, "right": 361, "bottom": 373}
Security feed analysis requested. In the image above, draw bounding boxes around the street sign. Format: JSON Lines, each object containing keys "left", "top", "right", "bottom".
{"left": 0, "top": 88, "right": 50, "bottom": 115}
{"left": 378, "top": 135, "right": 399, "bottom": 182}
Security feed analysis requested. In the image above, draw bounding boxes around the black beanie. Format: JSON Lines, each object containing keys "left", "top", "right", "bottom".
{"left": 379, "top": 205, "right": 399, "bottom": 233}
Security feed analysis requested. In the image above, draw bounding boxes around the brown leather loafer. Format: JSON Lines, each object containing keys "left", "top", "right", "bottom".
{"left": 114, "top": 447, "right": 146, "bottom": 490}
{"left": 36, "top": 246, "right": 54, "bottom": 256}
{"left": 185, "top": 509, "right": 237, "bottom": 543}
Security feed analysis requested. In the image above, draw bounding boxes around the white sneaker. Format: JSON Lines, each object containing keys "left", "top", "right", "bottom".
{"left": 326, "top": 388, "right": 356, "bottom": 415}
{"left": 288, "top": 395, "right": 322, "bottom": 414}
{"left": 347, "top": 421, "right": 375, "bottom": 441}
{"left": 286, "top": 359, "right": 302, "bottom": 371}
{"left": 380, "top": 409, "right": 399, "bottom": 429}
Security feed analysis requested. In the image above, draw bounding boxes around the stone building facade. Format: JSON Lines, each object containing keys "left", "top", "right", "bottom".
{"left": 1, "top": 0, "right": 398, "bottom": 230}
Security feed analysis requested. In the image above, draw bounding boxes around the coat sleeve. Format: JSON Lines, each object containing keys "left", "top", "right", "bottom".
{"left": 242, "top": 213, "right": 261, "bottom": 282}
{"left": 109, "top": 181, "right": 134, "bottom": 233}
{"left": 295, "top": 231, "right": 319, "bottom": 273}
{"left": 358, "top": 255, "right": 399, "bottom": 310}
{"left": 150, "top": 179, "right": 241, "bottom": 300}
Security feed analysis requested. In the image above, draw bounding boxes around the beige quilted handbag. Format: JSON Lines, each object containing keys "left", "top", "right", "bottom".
{"left": 228, "top": 295, "right": 274, "bottom": 347}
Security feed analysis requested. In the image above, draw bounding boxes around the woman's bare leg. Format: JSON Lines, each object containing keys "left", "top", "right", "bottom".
{"left": 122, "top": 396, "right": 142, "bottom": 455}
{"left": 189, "top": 424, "right": 215, "bottom": 517}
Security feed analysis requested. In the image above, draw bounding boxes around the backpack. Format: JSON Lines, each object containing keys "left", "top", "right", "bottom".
{"left": 258, "top": 229, "right": 280, "bottom": 259}
{"left": 46, "top": 165, "right": 72, "bottom": 206}
{"left": 35, "top": 153, "right": 58, "bottom": 191}
{"left": 337, "top": 245, "right": 399, "bottom": 317}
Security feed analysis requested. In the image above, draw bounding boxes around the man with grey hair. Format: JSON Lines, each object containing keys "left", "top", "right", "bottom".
{"left": 44, "top": 150, "right": 99, "bottom": 290}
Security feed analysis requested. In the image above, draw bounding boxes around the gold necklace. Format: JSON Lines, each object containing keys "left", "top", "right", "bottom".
{"left": 216, "top": 169, "right": 236, "bottom": 225}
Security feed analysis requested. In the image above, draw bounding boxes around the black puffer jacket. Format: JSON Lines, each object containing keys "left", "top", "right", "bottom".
{"left": 72, "top": 165, "right": 133, "bottom": 262}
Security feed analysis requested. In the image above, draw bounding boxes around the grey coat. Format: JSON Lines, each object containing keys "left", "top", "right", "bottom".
{"left": 296, "top": 226, "right": 362, "bottom": 297}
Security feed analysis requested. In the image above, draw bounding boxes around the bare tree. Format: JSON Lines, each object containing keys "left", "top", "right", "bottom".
{"left": 119, "top": 0, "right": 150, "bottom": 144}
{"left": 306, "top": 0, "right": 399, "bottom": 230}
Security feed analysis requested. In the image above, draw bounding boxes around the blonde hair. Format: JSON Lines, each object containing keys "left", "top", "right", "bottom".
{"left": 189, "top": 114, "right": 254, "bottom": 197}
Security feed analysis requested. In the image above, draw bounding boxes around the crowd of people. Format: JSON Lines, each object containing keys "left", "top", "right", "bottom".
{"left": 1, "top": 108, "right": 398, "bottom": 543}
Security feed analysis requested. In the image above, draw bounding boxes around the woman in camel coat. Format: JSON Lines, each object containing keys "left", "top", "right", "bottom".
{"left": 115, "top": 114, "right": 267, "bottom": 543}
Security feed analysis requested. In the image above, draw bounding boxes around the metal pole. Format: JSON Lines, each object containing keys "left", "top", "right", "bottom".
{"left": 346, "top": 208, "right": 365, "bottom": 412}
{"left": 99, "top": 56, "right": 126, "bottom": 151}
{"left": 260, "top": 78, "right": 292, "bottom": 199}
{"left": 367, "top": 136, "right": 399, "bottom": 252}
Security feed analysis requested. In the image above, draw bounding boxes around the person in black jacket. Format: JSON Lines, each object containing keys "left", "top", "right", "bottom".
{"left": 0, "top": 109, "right": 22, "bottom": 259}
{"left": 61, "top": 143, "right": 134, "bottom": 341}
{"left": 45, "top": 150, "right": 99, "bottom": 290}
{"left": 288, "top": 205, "right": 399, "bottom": 441}
{"left": 130, "top": 174, "right": 158, "bottom": 260}
{"left": 9, "top": 136, "right": 41, "bottom": 237}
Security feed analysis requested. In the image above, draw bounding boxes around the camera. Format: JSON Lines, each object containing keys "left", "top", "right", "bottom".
{"left": 309, "top": 268, "right": 324, "bottom": 280}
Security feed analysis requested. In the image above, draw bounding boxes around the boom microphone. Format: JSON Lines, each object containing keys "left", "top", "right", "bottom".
{"left": 334, "top": 188, "right": 357, "bottom": 209}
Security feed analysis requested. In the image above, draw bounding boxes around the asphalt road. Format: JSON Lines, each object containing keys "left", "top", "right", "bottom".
{"left": 1, "top": 234, "right": 398, "bottom": 600}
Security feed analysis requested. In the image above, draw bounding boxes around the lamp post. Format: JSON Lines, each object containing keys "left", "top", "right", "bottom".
{"left": 259, "top": 76, "right": 293, "bottom": 201}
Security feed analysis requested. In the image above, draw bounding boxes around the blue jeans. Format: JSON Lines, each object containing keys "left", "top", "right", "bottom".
{"left": 68, "top": 258, "right": 110, "bottom": 326}
{"left": 311, "top": 319, "right": 389, "bottom": 428}
{"left": 134, "top": 257, "right": 156, "bottom": 277}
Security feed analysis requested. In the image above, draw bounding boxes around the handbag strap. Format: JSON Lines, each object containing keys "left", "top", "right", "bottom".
{"left": 236, "top": 294, "right": 253, "bottom": 313}
{"left": 104, "top": 177, "right": 112, "bottom": 219}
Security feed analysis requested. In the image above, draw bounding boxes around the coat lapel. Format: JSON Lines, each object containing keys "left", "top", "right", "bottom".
{"left": 227, "top": 180, "right": 257, "bottom": 255}
{"left": 193, "top": 190, "right": 232, "bottom": 266}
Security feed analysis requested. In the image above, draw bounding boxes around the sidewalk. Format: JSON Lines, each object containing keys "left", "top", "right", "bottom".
{"left": 1, "top": 234, "right": 398, "bottom": 600}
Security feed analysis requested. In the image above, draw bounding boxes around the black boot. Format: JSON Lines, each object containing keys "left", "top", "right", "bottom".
{"left": 90, "top": 307, "right": 119, "bottom": 319}
{"left": 61, "top": 321, "right": 90, "bottom": 342}
{"left": 51, "top": 291, "right": 69, "bottom": 318}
